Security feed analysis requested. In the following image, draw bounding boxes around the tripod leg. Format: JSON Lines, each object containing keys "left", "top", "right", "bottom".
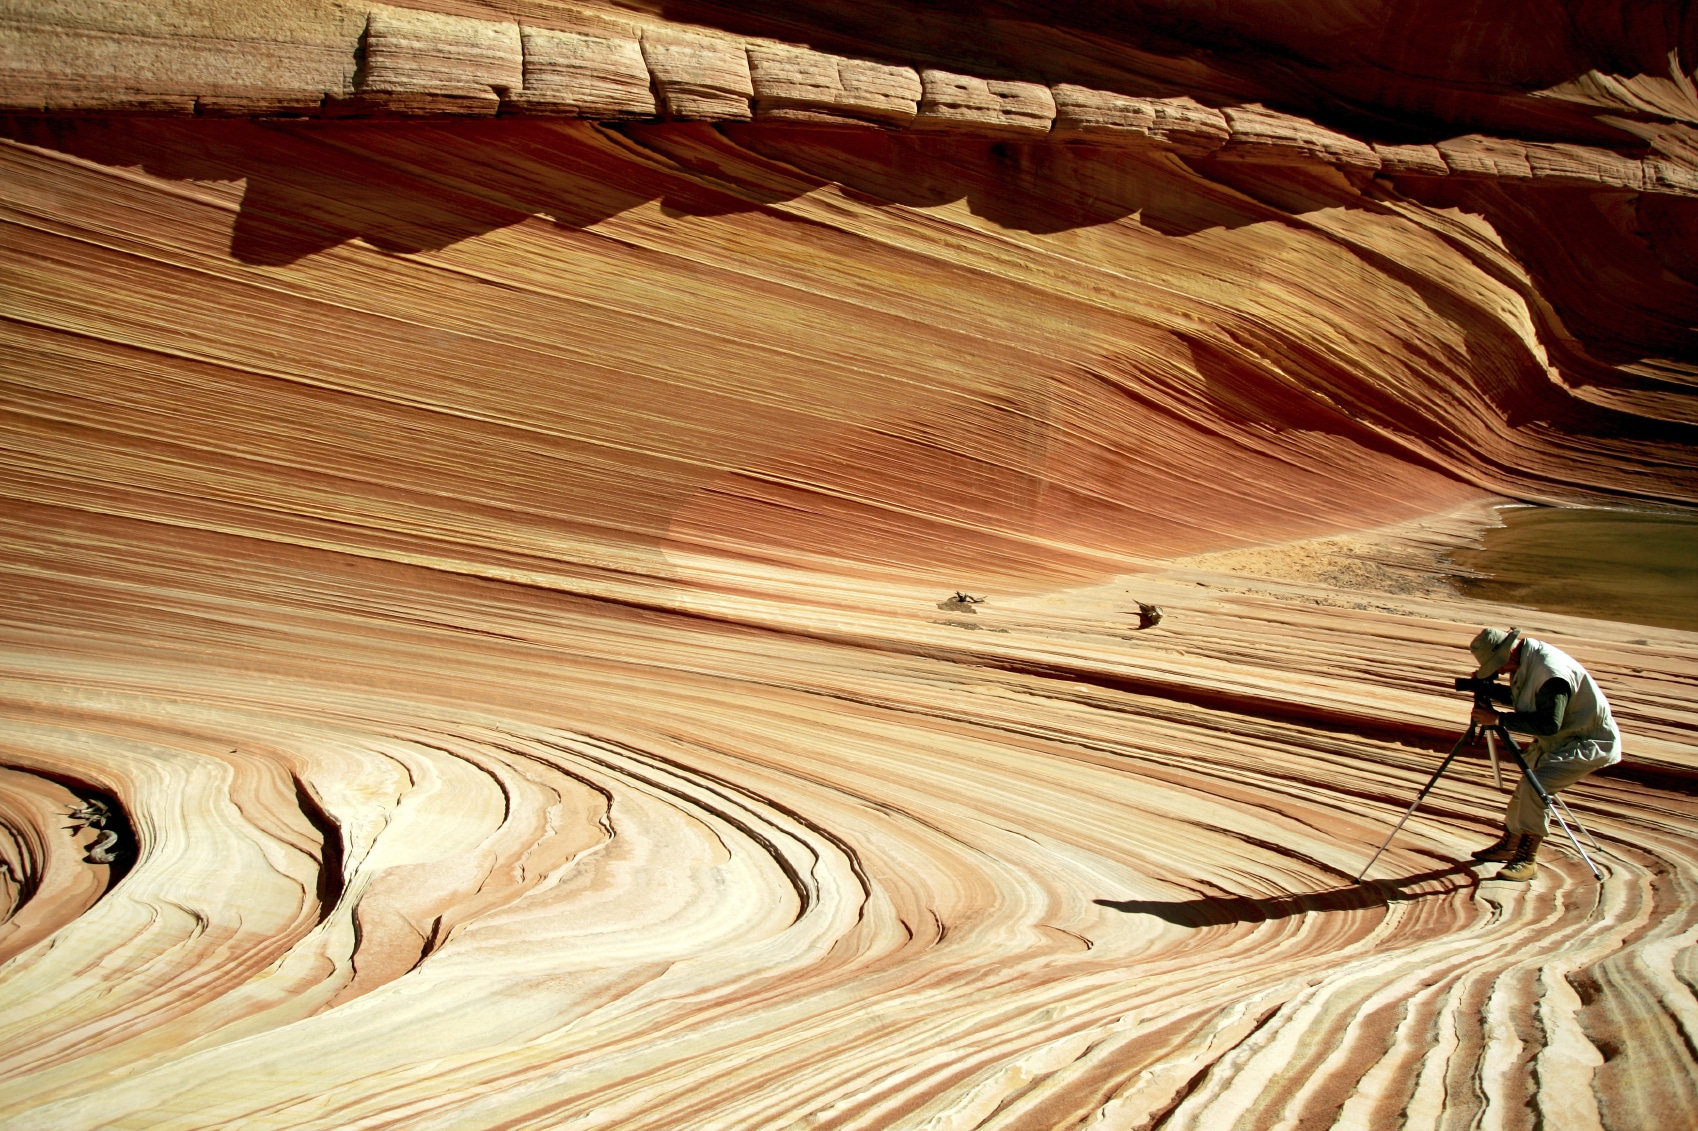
{"left": 1554, "top": 796, "right": 1602, "bottom": 853}
{"left": 1356, "top": 725, "right": 1475, "bottom": 884}
{"left": 1493, "top": 726, "right": 1604, "bottom": 882}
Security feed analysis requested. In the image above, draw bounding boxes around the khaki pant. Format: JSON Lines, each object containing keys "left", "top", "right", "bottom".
{"left": 1504, "top": 739, "right": 1615, "bottom": 836}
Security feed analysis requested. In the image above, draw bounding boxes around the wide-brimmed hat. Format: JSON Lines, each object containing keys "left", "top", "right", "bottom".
{"left": 1469, "top": 627, "right": 1522, "bottom": 678}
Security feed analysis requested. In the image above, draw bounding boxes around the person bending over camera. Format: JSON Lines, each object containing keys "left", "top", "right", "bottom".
{"left": 1465, "top": 627, "right": 1621, "bottom": 882}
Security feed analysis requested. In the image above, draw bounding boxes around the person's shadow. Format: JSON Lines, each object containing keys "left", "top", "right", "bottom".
{"left": 1095, "top": 862, "right": 1472, "bottom": 928}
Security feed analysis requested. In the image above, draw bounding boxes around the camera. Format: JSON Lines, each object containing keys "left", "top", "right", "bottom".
{"left": 1454, "top": 675, "right": 1503, "bottom": 712}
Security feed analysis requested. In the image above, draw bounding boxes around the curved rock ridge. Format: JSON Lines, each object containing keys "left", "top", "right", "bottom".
{"left": 2, "top": 1, "right": 1697, "bottom": 198}
{"left": 0, "top": 768, "right": 114, "bottom": 966}
{"left": 0, "top": 109, "right": 1691, "bottom": 576}
{"left": 1, "top": 498, "right": 1695, "bottom": 1129}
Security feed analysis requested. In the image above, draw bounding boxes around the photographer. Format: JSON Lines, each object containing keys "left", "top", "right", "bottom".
{"left": 1465, "top": 627, "right": 1621, "bottom": 881}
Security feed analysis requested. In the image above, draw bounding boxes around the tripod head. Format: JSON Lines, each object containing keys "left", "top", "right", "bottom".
{"left": 1453, "top": 675, "right": 1499, "bottom": 713}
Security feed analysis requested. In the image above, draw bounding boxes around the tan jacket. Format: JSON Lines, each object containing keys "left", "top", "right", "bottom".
{"left": 1510, "top": 637, "right": 1621, "bottom": 762}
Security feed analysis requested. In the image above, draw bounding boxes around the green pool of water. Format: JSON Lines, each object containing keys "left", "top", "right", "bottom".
{"left": 1446, "top": 507, "right": 1698, "bottom": 632}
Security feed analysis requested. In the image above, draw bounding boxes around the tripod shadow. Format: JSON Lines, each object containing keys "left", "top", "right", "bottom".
{"left": 1095, "top": 862, "right": 1473, "bottom": 928}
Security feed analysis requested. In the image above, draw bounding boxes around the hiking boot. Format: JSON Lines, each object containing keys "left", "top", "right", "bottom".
{"left": 1470, "top": 831, "right": 1521, "bottom": 863}
{"left": 1496, "top": 834, "right": 1543, "bottom": 882}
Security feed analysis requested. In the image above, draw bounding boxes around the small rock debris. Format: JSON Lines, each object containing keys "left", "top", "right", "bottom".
{"left": 65, "top": 797, "right": 120, "bottom": 865}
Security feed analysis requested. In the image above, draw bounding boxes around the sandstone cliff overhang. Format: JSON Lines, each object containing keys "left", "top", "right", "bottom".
{"left": 2, "top": 0, "right": 1694, "bottom": 198}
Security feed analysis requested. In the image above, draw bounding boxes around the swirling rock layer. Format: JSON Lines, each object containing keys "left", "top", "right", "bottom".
{"left": 2, "top": 3, "right": 1697, "bottom": 1128}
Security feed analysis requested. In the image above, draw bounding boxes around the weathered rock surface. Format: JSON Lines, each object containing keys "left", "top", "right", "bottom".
{"left": 1437, "top": 134, "right": 1536, "bottom": 179}
{"left": 2, "top": 3, "right": 1697, "bottom": 1130}
{"left": 745, "top": 43, "right": 838, "bottom": 116}
{"left": 0, "top": 0, "right": 357, "bottom": 114}
{"left": 507, "top": 27, "right": 654, "bottom": 119}
{"left": 836, "top": 57, "right": 923, "bottom": 126}
{"left": 1522, "top": 141, "right": 1648, "bottom": 188}
{"left": 641, "top": 31, "right": 752, "bottom": 121}
{"left": 913, "top": 69, "right": 1055, "bottom": 135}
{"left": 2, "top": 2, "right": 1696, "bottom": 199}
{"left": 1646, "top": 155, "right": 1698, "bottom": 195}
{"left": 338, "top": 5, "right": 521, "bottom": 117}
{"left": 747, "top": 43, "right": 919, "bottom": 128}
{"left": 1217, "top": 103, "right": 1382, "bottom": 171}
{"left": 1051, "top": 85, "right": 1230, "bottom": 154}
{"left": 1373, "top": 141, "right": 1449, "bottom": 176}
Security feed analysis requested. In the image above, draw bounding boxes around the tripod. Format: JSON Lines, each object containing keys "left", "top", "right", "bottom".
{"left": 1356, "top": 719, "right": 1603, "bottom": 884}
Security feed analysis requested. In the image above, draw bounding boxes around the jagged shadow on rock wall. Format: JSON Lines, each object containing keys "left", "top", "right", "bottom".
{"left": 0, "top": 116, "right": 1299, "bottom": 271}
{"left": 0, "top": 117, "right": 817, "bottom": 266}
{"left": 724, "top": 123, "right": 1275, "bottom": 237}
